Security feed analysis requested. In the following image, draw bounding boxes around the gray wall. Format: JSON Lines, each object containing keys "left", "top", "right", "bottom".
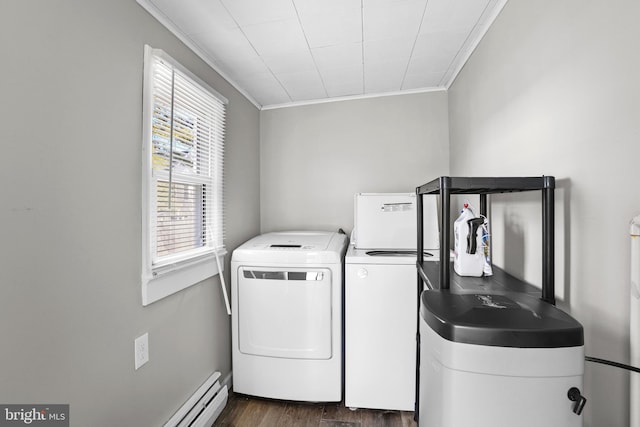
{"left": 448, "top": 1, "right": 640, "bottom": 425}
{"left": 260, "top": 92, "right": 450, "bottom": 233}
{"left": 0, "top": 1, "right": 260, "bottom": 426}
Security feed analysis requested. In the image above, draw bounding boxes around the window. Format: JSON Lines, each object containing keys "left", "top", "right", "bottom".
{"left": 141, "top": 45, "right": 227, "bottom": 305}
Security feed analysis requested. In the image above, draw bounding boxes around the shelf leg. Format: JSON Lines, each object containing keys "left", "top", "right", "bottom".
{"left": 480, "top": 193, "right": 487, "bottom": 217}
{"left": 414, "top": 190, "right": 423, "bottom": 422}
{"left": 440, "top": 177, "right": 451, "bottom": 290}
{"left": 542, "top": 177, "right": 556, "bottom": 305}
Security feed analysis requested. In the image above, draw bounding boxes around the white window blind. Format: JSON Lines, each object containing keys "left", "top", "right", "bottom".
{"left": 142, "top": 45, "right": 227, "bottom": 305}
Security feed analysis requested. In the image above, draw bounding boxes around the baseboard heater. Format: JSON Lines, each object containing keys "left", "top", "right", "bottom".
{"left": 164, "top": 372, "right": 228, "bottom": 427}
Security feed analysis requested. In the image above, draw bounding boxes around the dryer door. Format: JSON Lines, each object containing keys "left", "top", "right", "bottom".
{"left": 238, "top": 267, "right": 333, "bottom": 360}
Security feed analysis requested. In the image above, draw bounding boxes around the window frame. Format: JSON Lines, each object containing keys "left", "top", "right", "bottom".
{"left": 141, "top": 45, "right": 228, "bottom": 306}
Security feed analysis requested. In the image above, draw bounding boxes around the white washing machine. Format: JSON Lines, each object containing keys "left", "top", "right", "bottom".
{"left": 345, "top": 247, "right": 430, "bottom": 411}
{"left": 231, "top": 231, "right": 348, "bottom": 402}
{"left": 345, "top": 193, "right": 440, "bottom": 411}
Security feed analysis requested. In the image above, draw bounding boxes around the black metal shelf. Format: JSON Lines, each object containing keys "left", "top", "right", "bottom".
{"left": 415, "top": 175, "right": 555, "bottom": 305}
{"left": 417, "top": 176, "right": 554, "bottom": 195}
{"left": 413, "top": 176, "right": 556, "bottom": 422}
{"left": 418, "top": 261, "right": 540, "bottom": 295}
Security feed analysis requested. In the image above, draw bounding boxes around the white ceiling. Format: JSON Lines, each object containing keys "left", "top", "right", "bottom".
{"left": 138, "top": 0, "right": 507, "bottom": 109}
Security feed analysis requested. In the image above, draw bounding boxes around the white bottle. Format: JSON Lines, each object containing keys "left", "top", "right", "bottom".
{"left": 453, "top": 204, "right": 485, "bottom": 277}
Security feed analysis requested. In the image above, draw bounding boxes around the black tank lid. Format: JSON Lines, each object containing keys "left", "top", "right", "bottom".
{"left": 420, "top": 290, "right": 583, "bottom": 348}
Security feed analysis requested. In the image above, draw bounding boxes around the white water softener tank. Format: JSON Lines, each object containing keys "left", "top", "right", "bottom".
{"left": 419, "top": 290, "right": 585, "bottom": 427}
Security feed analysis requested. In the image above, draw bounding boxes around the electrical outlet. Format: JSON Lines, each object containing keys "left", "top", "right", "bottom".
{"left": 134, "top": 333, "right": 149, "bottom": 370}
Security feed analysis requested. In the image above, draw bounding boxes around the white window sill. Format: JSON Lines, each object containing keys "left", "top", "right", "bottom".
{"left": 142, "top": 251, "right": 226, "bottom": 306}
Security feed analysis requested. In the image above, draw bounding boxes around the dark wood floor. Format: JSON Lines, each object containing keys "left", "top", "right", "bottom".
{"left": 213, "top": 391, "right": 416, "bottom": 427}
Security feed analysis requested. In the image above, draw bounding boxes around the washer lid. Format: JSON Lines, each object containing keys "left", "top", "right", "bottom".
{"left": 345, "top": 245, "right": 437, "bottom": 265}
{"left": 232, "top": 231, "right": 348, "bottom": 264}
{"left": 420, "top": 290, "right": 583, "bottom": 348}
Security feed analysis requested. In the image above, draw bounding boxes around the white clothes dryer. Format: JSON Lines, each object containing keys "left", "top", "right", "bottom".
{"left": 231, "top": 231, "right": 348, "bottom": 402}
